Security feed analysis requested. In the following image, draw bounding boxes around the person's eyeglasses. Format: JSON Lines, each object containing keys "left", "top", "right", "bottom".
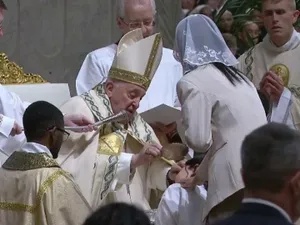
{"left": 48, "top": 126, "right": 70, "bottom": 141}
{"left": 120, "top": 18, "right": 154, "bottom": 30}
{"left": 56, "top": 127, "right": 70, "bottom": 141}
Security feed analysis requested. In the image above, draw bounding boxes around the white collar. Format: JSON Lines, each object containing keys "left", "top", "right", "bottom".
{"left": 262, "top": 29, "right": 300, "bottom": 53}
{"left": 243, "top": 198, "right": 292, "bottom": 223}
{"left": 22, "top": 142, "right": 52, "bottom": 157}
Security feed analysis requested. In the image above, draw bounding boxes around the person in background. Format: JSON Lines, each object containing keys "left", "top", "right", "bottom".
{"left": 218, "top": 10, "right": 234, "bottom": 33}
{"left": 188, "top": 4, "right": 214, "bottom": 20}
{"left": 0, "top": 101, "right": 91, "bottom": 225}
{"left": 174, "top": 15, "right": 267, "bottom": 224}
{"left": 222, "top": 33, "right": 238, "bottom": 56}
{"left": 214, "top": 123, "right": 300, "bottom": 225}
{"left": 238, "top": 0, "right": 300, "bottom": 130}
{"left": 83, "top": 203, "right": 151, "bottom": 225}
{"left": 237, "top": 21, "right": 261, "bottom": 57}
{"left": 155, "top": 157, "right": 207, "bottom": 225}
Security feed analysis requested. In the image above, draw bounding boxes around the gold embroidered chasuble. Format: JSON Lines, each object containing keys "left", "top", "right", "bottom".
{"left": 238, "top": 43, "right": 300, "bottom": 129}
{"left": 57, "top": 84, "right": 170, "bottom": 210}
{"left": 0, "top": 152, "right": 91, "bottom": 225}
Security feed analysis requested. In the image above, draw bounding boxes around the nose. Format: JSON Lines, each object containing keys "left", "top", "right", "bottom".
{"left": 132, "top": 98, "right": 140, "bottom": 110}
{"left": 141, "top": 24, "right": 147, "bottom": 37}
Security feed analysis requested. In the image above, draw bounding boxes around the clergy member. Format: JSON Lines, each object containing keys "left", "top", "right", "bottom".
{"left": 238, "top": 0, "right": 300, "bottom": 129}
{"left": 76, "top": 0, "right": 182, "bottom": 114}
{"left": 0, "top": 101, "right": 91, "bottom": 225}
{"left": 57, "top": 29, "right": 174, "bottom": 211}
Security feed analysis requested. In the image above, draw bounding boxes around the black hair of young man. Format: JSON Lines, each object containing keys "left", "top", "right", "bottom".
{"left": 23, "top": 101, "right": 65, "bottom": 158}
{"left": 83, "top": 203, "right": 151, "bottom": 225}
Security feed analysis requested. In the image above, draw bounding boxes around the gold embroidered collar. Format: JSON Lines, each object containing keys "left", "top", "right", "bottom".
{"left": 2, "top": 152, "right": 60, "bottom": 171}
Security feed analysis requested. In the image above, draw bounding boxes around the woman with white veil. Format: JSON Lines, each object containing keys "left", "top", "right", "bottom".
{"left": 174, "top": 15, "right": 267, "bottom": 224}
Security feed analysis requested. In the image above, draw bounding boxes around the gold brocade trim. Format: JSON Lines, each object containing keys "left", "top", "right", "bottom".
{"left": 98, "top": 132, "right": 125, "bottom": 156}
{"left": 108, "top": 34, "right": 161, "bottom": 90}
{"left": 109, "top": 67, "right": 151, "bottom": 90}
{"left": 144, "top": 34, "right": 161, "bottom": 79}
{"left": 2, "top": 152, "right": 60, "bottom": 170}
{"left": 0, "top": 170, "right": 65, "bottom": 213}
{"left": 0, "top": 53, "right": 47, "bottom": 84}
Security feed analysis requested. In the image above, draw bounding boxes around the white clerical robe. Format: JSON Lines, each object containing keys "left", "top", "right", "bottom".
{"left": 0, "top": 84, "right": 29, "bottom": 165}
{"left": 155, "top": 183, "right": 207, "bottom": 225}
{"left": 0, "top": 142, "right": 91, "bottom": 225}
{"left": 238, "top": 30, "right": 300, "bottom": 129}
{"left": 76, "top": 44, "right": 183, "bottom": 112}
{"left": 57, "top": 85, "right": 170, "bottom": 211}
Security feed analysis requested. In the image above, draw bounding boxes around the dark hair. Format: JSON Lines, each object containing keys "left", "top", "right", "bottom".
{"left": 23, "top": 101, "right": 64, "bottom": 142}
{"left": 186, "top": 157, "right": 204, "bottom": 167}
{"left": 241, "top": 122, "right": 300, "bottom": 193}
{"left": 212, "top": 62, "right": 250, "bottom": 86}
{"left": 83, "top": 203, "right": 151, "bottom": 225}
{"left": 0, "top": 0, "right": 7, "bottom": 10}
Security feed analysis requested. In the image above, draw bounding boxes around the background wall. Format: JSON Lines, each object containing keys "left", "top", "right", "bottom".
{"left": 0, "top": 0, "right": 182, "bottom": 95}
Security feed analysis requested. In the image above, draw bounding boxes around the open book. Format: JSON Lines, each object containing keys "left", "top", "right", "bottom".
{"left": 140, "top": 104, "right": 181, "bottom": 125}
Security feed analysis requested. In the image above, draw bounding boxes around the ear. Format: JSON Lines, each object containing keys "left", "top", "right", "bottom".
{"left": 293, "top": 10, "right": 300, "bottom": 24}
{"left": 290, "top": 171, "right": 300, "bottom": 198}
{"left": 105, "top": 81, "right": 114, "bottom": 98}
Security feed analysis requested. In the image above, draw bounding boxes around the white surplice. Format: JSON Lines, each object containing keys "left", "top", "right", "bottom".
{"left": 155, "top": 183, "right": 207, "bottom": 225}
{"left": 238, "top": 30, "right": 300, "bottom": 129}
{"left": 76, "top": 44, "right": 183, "bottom": 112}
{"left": 0, "top": 84, "right": 30, "bottom": 165}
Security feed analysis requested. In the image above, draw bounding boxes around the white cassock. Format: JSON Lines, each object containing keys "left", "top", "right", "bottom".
{"left": 76, "top": 44, "right": 183, "bottom": 112}
{"left": 0, "top": 84, "right": 29, "bottom": 165}
{"left": 155, "top": 183, "right": 207, "bottom": 225}
{"left": 238, "top": 30, "right": 300, "bottom": 130}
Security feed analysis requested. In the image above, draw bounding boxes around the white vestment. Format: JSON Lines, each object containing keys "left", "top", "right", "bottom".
{"left": 76, "top": 44, "right": 183, "bottom": 112}
{"left": 155, "top": 183, "right": 207, "bottom": 225}
{"left": 238, "top": 30, "right": 300, "bottom": 129}
{"left": 0, "top": 84, "right": 29, "bottom": 165}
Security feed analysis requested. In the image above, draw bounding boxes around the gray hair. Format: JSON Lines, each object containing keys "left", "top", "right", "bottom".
{"left": 241, "top": 122, "right": 300, "bottom": 193}
{"left": 116, "top": 0, "right": 156, "bottom": 18}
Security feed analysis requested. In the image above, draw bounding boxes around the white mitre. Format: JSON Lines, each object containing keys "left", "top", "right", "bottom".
{"left": 108, "top": 29, "right": 163, "bottom": 90}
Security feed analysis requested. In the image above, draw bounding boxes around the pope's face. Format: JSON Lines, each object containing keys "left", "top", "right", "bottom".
{"left": 117, "top": 1, "right": 155, "bottom": 38}
{"left": 105, "top": 81, "right": 146, "bottom": 121}
{"left": 0, "top": 9, "right": 4, "bottom": 36}
{"left": 262, "top": 0, "right": 299, "bottom": 46}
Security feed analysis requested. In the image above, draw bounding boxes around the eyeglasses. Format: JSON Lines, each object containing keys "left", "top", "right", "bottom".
{"left": 48, "top": 126, "right": 70, "bottom": 141}
{"left": 120, "top": 17, "right": 154, "bottom": 30}
{"left": 56, "top": 127, "right": 70, "bottom": 141}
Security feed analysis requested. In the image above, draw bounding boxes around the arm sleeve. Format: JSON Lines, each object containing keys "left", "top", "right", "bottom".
{"left": 176, "top": 79, "right": 213, "bottom": 152}
{"left": 147, "top": 159, "right": 170, "bottom": 191}
{"left": 115, "top": 152, "right": 134, "bottom": 185}
{"left": 0, "top": 114, "right": 14, "bottom": 137}
{"left": 41, "top": 171, "right": 92, "bottom": 225}
{"left": 76, "top": 53, "right": 108, "bottom": 95}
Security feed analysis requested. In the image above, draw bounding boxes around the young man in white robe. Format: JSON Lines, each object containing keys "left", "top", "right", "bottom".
{"left": 238, "top": 0, "right": 300, "bottom": 129}
{"left": 76, "top": 0, "right": 183, "bottom": 114}
{"left": 155, "top": 157, "right": 207, "bottom": 225}
{"left": 0, "top": 101, "right": 91, "bottom": 225}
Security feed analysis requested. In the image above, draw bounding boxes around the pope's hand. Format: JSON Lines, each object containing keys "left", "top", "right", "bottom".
{"left": 10, "top": 121, "right": 23, "bottom": 136}
{"left": 63, "top": 114, "right": 96, "bottom": 132}
{"left": 131, "top": 143, "right": 162, "bottom": 169}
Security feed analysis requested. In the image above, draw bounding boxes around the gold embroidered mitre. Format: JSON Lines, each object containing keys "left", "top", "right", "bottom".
{"left": 108, "top": 29, "right": 163, "bottom": 90}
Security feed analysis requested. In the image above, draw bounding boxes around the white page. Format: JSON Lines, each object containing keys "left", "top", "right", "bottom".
{"left": 140, "top": 104, "right": 181, "bottom": 125}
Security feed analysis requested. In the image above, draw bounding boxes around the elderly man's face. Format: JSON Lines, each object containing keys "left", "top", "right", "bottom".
{"left": 105, "top": 81, "right": 146, "bottom": 121}
{"left": 117, "top": 0, "right": 155, "bottom": 38}
{"left": 242, "top": 22, "right": 261, "bottom": 44}
{"left": 0, "top": 9, "right": 4, "bottom": 36}
{"left": 262, "top": 0, "right": 299, "bottom": 46}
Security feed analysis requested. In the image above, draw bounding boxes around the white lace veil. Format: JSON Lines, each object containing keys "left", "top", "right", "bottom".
{"left": 174, "top": 14, "right": 239, "bottom": 74}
